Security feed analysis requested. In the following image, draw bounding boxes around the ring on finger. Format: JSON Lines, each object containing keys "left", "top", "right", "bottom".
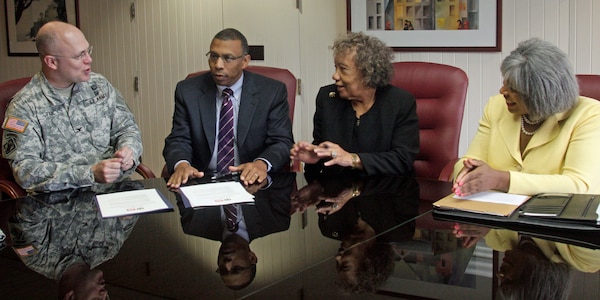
{"left": 254, "top": 173, "right": 259, "bottom": 177}
{"left": 331, "top": 151, "right": 337, "bottom": 158}
{"left": 332, "top": 204, "right": 338, "bottom": 209}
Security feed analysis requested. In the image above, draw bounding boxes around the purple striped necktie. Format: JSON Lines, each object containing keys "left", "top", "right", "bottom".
{"left": 224, "top": 204, "right": 239, "bottom": 232}
{"left": 217, "top": 88, "right": 235, "bottom": 174}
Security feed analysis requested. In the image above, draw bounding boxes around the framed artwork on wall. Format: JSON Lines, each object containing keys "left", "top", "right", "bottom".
{"left": 347, "top": 0, "right": 502, "bottom": 52}
{"left": 4, "top": 0, "right": 79, "bottom": 56}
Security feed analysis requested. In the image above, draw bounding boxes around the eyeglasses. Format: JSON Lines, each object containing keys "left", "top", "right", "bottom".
{"left": 206, "top": 52, "right": 246, "bottom": 64}
{"left": 215, "top": 264, "right": 254, "bottom": 275}
{"left": 49, "top": 46, "right": 93, "bottom": 61}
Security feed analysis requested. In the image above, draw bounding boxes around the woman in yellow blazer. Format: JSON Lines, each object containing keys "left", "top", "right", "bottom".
{"left": 453, "top": 38, "right": 600, "bottom": 196}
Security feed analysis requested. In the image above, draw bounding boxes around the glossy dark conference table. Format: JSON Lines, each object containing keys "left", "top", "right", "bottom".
{"left": 0, "top": 173, "right": 596, "bottom": 299}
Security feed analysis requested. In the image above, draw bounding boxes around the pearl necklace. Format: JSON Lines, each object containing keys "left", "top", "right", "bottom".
{"left": 522, "top": 114, "right": 544, "bottom": 125}
{"left": 520, "top": 115, "right": 540, "bottom": 136}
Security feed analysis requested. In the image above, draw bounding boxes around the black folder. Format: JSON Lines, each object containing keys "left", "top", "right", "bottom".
{"left": 432, "top": 193, "right": 600, "bottom": 249}
{"left": 518, "top": 193, "right": 600, "bottom": 225}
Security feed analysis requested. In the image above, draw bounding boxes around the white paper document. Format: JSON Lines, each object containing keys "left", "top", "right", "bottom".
{"left": 179, "top": 181, "right": 254, "bottom": 208}
{"left": 455, "top": 191, "right": 530, "bottom": 206}
{"left": 96, "top": 189, "right": 173, "bottom": 218}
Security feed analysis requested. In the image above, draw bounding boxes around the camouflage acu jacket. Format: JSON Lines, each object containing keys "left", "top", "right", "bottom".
{"left": 2, "top": 72, "right": 142, "bottom": 192}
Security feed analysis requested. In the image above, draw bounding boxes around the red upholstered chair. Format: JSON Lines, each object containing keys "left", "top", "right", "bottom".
{"left": 135, "top": 161, "right": 156, "bottom": 179}
{"left": 185, "top": 66, "right": 296, "bottom": 121}
{"left": 0, "top": 77, "right": 31, "bottom": 198}
{"left": 0, "top": 77, "right": 155, "bottom": 198}
{"left": 577, "top": 74, "right": 600, "bottom": 100}
{"left": 390, "top": 62, "right": 468, "bottom": 181}
{"left": 161, "top": 66, "right": 297, "bottom": 178}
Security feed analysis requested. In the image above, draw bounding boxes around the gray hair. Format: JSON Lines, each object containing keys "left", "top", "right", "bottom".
{"left": 332, "top": 32, "right": 394, "bottom": 88}
{"left": 501, "top": 38, "right": 579, "bottom": 120}
{"left": 496, "top": 248, "right": 572, "bottom": 300}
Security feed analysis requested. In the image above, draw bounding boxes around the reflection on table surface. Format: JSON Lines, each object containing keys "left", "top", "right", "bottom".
{"left": 0, "top": 173, "right": 598, "bottom": 299}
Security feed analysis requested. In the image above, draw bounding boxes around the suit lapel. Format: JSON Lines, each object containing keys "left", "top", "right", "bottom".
{"left": 237, "top": 72, "right": 259, "bottom": 147}
{"left": 186, "top": 207, "right": 224, "bottom": 241}
{"left": 498, "top": 112, "right": 522, "bottom": 163}
{"left": 524, "top": 114, "right": 560, "bottom": 152}
{"left": 499, "top": 111, "right": 561, "bottom": 160}
{"left": 242, "top": 205, "right": 262, "bottom": 241}
{"left": 196, "top": 75, "right": 218, "bottom": 154}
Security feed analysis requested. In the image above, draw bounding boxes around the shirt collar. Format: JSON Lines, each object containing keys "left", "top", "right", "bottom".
{"left": 217, "top": 73, "right": 244, "bottom": 98}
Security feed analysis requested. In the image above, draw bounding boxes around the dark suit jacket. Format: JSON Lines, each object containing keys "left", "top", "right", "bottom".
{"left": 177, "top": 173, "right": 295, "bottom": 242}
{"left": 163, "top": 71, "right": 293, "bottom": 174}
{"left": 305, "top": 84, "right": 419, "bottom": 176}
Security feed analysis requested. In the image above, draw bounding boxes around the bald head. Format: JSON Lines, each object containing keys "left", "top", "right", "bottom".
{"left": 34, "top": 21, "right": 92, "bottom": 88}
{"left": 35, "top": 21, "right": 84, "bottom": 58}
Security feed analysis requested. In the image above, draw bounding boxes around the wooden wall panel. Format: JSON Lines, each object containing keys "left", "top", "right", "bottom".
{"left": 297, "top": 0, "right": 348, "bottom": 146}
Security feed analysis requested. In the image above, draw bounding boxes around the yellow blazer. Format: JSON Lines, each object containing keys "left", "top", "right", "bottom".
{"left": 454, "top": 94, "right": 600, "bottom": 195}
{"left": 485, "top": 229, "right": 600, "bottom": 273}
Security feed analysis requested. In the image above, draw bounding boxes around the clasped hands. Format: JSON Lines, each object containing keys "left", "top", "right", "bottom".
{"left": 290, "top": 141, "right": 353, "bottom": 168}
{"left": 453, "top": 223, "right": 491, "bottom": 248}
{"left": 92, "top": 147, "right": 135, "bottom": 183}
{"left": 453, "top": 158, "right": 510, "bottom": 196}
{"left": 166, "top": 160, "right": 268, "bottom": 189}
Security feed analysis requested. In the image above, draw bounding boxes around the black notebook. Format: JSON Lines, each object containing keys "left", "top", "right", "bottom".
{"left": 518, "top": 193, "right": 600, "bottom": 225}
{"left": 432, "top": 193, "right": 600, "bottom": 249}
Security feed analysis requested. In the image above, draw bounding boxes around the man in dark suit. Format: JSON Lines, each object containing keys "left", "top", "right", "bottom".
{"left": 163, "top": 28, "right": 293, "bottom": 188}
{"left": 177, "top": 173, "right": 295, "bottom": 290}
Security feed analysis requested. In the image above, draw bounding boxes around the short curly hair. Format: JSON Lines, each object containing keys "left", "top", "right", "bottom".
{"left": 335, "top": 242, "right": 395, "bottom": 294}
{"left": 332, "top": 32, "right": 394, "bottom": 88}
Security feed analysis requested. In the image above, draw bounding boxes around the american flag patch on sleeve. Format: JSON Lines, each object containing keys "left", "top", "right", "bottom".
{"left": 3, "top": 116, "right": 28, "bottom": 133}
{"left": 14, "top": 245, "right": 37, "bottom": 256}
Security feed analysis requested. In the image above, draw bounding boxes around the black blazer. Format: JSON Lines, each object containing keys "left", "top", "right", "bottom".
{"left": 163, "top": 71, "right": 293, "bottom": 174}
{"left": 305, "top": 84, "right": 419, "bottom": 175}
{"left": 318, "top": 175, "right": 419, "bottom": 243}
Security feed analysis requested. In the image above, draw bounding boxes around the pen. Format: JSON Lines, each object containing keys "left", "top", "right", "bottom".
{"left": 211, "top": 172, "right": 240, "bottom": 181}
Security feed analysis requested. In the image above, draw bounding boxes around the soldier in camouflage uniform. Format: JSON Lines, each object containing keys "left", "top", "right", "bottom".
{"left": 9, "top": 185, "right": 140, "bottom": 299}
{"left": 1, "top": 21, "right": 142, "bottom": 192}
